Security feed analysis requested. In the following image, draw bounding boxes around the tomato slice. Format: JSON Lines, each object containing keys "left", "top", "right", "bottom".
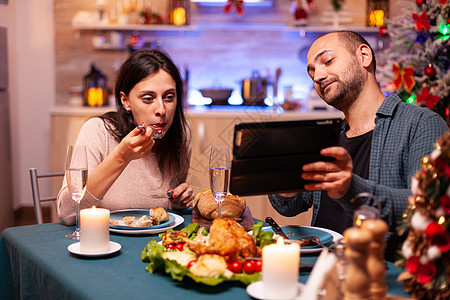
{"left": 253, "top": 260, "right": 262, "bottom": 272}
{"left": 244, "top": 260, "right": 255, "bottom": 274}
{"left": 228, "top": 261, "right": 243, "bottom": 273}
{"left": 175, "top": 243, "right": 185, "bottom": 251}
{"left": 187, "top": 260, "right": 197, "bottom": 269}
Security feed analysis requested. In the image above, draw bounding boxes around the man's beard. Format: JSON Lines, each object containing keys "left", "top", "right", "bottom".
{"left": 319, "top": 59, "right": 365, "bottom": 112}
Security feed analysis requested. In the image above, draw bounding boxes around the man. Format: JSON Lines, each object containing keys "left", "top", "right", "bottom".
{"left": 268, "top": 31, "right": 448, "bottom": 261}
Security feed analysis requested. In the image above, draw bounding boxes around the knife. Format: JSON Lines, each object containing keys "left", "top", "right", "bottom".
{"left": 265, "top": 217, "right": 290, "bottom": 240}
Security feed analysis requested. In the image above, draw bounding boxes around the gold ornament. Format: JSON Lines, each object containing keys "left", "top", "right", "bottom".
{"left": 421, "top": 156, "right": 430, "bottom": 169}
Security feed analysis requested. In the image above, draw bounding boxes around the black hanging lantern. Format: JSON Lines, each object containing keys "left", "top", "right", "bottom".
{"left": 367, "top": 0, "right": 389, "bottom": 27}
{"left": 83, "top": 63, "right": 108, "bottom": 107}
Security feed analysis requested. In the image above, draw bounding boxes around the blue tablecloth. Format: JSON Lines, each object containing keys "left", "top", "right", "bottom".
{"left": 0, "top": 210, "right": 410, "bottom": 299}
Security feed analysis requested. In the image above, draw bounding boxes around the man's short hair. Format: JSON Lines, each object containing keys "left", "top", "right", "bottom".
{"left": 335, "top": 30, "right": 377, "bottom": 73}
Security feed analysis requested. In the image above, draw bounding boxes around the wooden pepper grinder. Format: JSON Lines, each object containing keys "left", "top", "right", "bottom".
{"left": 343, "top": 227, "right": 372, "bottom": 300}
{"left": 361, "top": 219, "right": 388, "bottom": 300}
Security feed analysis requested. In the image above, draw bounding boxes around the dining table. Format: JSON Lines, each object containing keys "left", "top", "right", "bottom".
{"left": 0, "top": 209, "right": 411, "bottom": 300}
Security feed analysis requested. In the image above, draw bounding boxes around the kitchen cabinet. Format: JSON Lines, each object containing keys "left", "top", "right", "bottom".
{"left": 51, "top": 105, "right": 343, "bottom": 225}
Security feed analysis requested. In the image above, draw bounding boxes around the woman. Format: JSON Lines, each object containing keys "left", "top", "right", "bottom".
{"left": 57, "top": 50, "right": 192, "bottom": 225}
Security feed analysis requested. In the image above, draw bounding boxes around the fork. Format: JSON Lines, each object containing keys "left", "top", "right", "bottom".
{"left": 285, "top": 235, "right": 333, "bottom": 252}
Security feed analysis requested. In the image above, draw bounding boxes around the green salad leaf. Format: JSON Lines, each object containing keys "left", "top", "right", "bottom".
{"left": 252, "top": 222, "right": 274, "bottom": 248}
{"left": 141, "top": 238, "right": 229, "bottom": 286}
{"left": 141, "top": 239, "right": 165, "bottom": 273}
{"left": 141, "top": 221, "right": 267, "bottom": 286}
{"left": 234, "top": 272, "right": 262, "bottom": 285}
{"left": 158, "top": 222, "right": 206, "bottom": 240}
{"left": 187, "top": 273, "right": 230, "bottom": 286}
{"left": 164, "top": 259, "right": 189, "bottom": 281}
{"left": 180, "top": 222, "right": 200, "bottom": 238}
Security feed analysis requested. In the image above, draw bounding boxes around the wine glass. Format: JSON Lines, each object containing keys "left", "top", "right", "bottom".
{"left": 65, "top": 145, "right": 88, "bottom": 240}
{"left": 209, "top": 146, "right": 231, "bottom": 218}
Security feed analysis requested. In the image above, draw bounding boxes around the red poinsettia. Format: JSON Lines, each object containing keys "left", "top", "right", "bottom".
{"left": 417, "top": 86, "right": 440, "bottom": 109}
{"left": 434, "top": 156, "right": 450, "bottom": 177}
{"left": 413, "top": 12, "right": 430, "bottom": 31}
{"left": 406, "top": 256, "right": 420, "bottom": 273}
{"left": 439, "top": 0, "right": 448, "bottom": 5}
{"left": 425, "top": 222, "right": 445, "bottom": 237}
{"left": 426, "top": 222, "right": 450, "bottom": 252}
{"left": 441, "top": 195, "right": 450, "bottom": 214}
{"left": 393, "top": 64, "right": 415, "bottom": 92}
{"left": 416, "top": 262, "right": 437, "bottom": 284}
{"left": 406, "top": 256, "right": 437, "bottom": 284}
{"left": 431, "top": 231, "right": 450, "bottom": 253}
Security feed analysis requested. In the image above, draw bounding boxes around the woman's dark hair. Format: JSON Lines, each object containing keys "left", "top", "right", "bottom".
{"left": 100, "top": 49, "right": 189, "bottom": 182}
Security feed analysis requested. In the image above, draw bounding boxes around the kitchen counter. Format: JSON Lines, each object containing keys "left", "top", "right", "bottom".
{"left": 50, "top": 105, "right": 343, "bottom": 226}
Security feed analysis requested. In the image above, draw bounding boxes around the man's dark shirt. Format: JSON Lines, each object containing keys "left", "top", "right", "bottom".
{"left": 314, "top": 129, "right": 373, "bottom": 234}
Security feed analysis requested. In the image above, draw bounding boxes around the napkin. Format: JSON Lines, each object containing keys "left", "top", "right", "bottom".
{"left": 301, "top": 249, "right": 340, "bottom": 300}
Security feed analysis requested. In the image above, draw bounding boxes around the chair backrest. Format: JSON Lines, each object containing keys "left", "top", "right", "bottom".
{"left": 29, "top": 168, "right": 65, "bottom": 224}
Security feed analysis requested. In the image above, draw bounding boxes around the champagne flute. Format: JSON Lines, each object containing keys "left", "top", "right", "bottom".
{"left": 209, "top": 146, "right": 231, "bottom": 218}
{"left": 65, "top": 145, "right": 88, "bottom": 240}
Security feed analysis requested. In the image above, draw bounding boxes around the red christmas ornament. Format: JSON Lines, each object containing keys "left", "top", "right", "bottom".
{"left": 379, "top": 26, "right": 388, "bottom": 37}
{"left": 416, "top": 0, "right": 425, "bottom": 5}
{"left": 424, "top": 64, "right": 436, "bottom": 77}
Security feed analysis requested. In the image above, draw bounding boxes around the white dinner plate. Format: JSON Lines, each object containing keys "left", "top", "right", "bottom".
{"left": 109, "top": 212, "right": 184, "bottom": 235}
{"left": 68, "top": 241, "right": 121, "bottom": 257}
{"left": 249, "top": 225, "right": 343, "bottom": 254}
{"left": 247, "top": 281, "right": 305, "bottom": 300}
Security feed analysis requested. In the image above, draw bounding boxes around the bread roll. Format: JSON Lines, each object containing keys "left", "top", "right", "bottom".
{"left": 193, "top": 189, "right": 246, "bottom": 220}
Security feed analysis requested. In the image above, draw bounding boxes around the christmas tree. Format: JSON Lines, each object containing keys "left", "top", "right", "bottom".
{"left": 379, "top": 0, "right": 450, "bottom": 126}
{"left": 396, "top": 132, "right": 450, "bottom": 299}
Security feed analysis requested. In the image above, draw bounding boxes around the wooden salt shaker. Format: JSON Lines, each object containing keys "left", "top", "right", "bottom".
{"left": 343, "top": 227, "right": 372, "bottom": 300}
{"left": 361, "top": 219, "right": 388, "bottom": 300}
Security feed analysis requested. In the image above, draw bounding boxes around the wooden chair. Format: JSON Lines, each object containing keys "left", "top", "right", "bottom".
{"left": 29, "top": 168, "right": 64, "bottom": 224}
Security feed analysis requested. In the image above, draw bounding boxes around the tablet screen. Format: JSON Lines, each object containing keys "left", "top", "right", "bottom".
{"left": 229, "top": 118, "right": 343, "bottom": 196}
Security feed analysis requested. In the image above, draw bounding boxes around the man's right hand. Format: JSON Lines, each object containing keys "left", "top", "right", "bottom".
{"left": 300, "top": 146, "right": 353, "bottom": 199}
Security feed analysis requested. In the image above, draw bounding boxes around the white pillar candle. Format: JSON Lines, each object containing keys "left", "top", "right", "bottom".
{"left": 80, "top": 207, "right": 110, "bottom": 253}
{"left": 262, "top": 237, "right": 301, "bottom": 299}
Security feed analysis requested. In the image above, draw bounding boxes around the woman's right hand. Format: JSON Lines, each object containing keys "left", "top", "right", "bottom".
{"left": 86, "top": 125, "right": 156, "bottom": 200}
{"left": 115, "top": 125, "right": 156, "bottom": 162}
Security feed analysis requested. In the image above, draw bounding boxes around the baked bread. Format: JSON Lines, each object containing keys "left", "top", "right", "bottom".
{"left": 193, "top": 189, "right": 246, "bottom": 220}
